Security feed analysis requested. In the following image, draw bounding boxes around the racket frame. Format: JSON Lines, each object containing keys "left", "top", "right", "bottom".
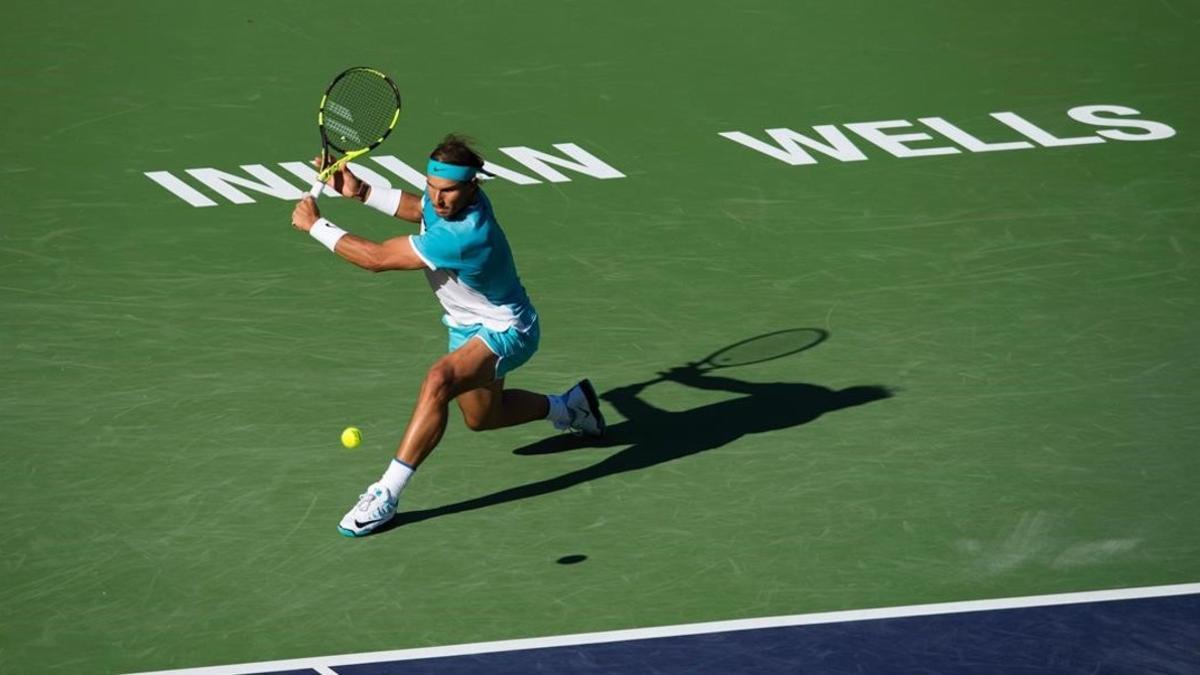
{"left": 310, "top": 67, "right": 402, "bottom": 198}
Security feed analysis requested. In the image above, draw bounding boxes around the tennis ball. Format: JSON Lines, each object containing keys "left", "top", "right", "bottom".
{"left": 341, "top": 426, "right": 362, "bottom": 449}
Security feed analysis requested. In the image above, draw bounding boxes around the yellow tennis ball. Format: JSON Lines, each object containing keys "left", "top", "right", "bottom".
{"left": 341, "top": 426, "right": 362, "bottom": 449}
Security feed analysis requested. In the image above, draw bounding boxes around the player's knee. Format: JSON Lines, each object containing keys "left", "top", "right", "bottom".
{"left": 420, "top": 365, "right": 455, "bottom": 404}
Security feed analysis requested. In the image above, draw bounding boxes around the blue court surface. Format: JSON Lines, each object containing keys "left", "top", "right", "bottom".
{"left": 139, "top": 584, "right": 1199, "bottom": 674}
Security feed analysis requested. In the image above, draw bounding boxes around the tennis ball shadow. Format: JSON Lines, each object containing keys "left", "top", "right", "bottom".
{"left": 557, "top": 554, "right": 587, "bottom": 565}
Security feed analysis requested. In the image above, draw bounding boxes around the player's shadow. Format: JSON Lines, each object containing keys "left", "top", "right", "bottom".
{"left": 385, "top": 332, "right": 894, "bottom": 531}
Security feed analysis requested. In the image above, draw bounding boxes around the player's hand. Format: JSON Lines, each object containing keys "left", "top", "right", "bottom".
{"left": 291, "top": 195, "right": 321, "bottom": 232}
{"left": 312, "top": 154, "right": 363, "bottom": 199}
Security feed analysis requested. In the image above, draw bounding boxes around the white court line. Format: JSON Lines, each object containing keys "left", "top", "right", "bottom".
{"left": 128, "top": 582, "right": 1200, "bottom": 675}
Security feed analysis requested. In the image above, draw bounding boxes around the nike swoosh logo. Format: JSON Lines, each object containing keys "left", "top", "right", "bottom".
{"left": 354, "top": 517, "right": 388, "bottom": 529}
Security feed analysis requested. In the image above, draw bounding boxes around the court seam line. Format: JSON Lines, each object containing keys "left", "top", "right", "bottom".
{"left": 127, "top": 581, "right": 1200, "bottom": 675}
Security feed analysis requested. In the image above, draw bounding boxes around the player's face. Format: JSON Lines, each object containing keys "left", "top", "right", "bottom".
{"left": 426, "top": 176, "right": 476, "bottom": 218}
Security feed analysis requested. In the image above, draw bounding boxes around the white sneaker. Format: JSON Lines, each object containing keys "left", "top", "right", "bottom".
{"left": 555, "top": 379, "right": 606, "bottom": 438}
{"left": 337, "top": 483, "right": 397, "bottom": 537}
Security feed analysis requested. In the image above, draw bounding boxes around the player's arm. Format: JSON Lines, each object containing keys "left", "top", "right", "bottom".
{"left": 363, "top": 185, "right": 422, "bottom": 224}
{"left": 331, "top": 234, "right": 425, "bottom": 272}
{"left": 317, "top": 159, "right": 422, "bottom": 224}
{"left": 291, "top": 196, "right": 427, "bottom": 272}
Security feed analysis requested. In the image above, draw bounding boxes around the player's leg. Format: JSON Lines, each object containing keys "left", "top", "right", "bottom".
{"left": 394, "top": 336, "right": 500, "bottom": 465}
{"left": 455, "top": 323, "right": 605, "bottom": 436}
{"left": 456, "top": 377, "right": 550, "bottom": 431}
{"left": 457, "top": 377, "right": 605, "bottom": 436}
{"left": 337, "top": 321, "right": 605, "bottom": 537}
{"left": 337, "top": 337, "right": 498, "bottom": 538}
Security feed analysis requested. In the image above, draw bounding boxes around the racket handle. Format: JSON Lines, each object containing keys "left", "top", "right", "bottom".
{"left": 308, "top": 180, "right": 324, "bottom": 200}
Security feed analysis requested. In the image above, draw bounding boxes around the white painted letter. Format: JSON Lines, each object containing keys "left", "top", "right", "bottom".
{"left": 280, "top": 160, "right": 404, "bottom": 196}
{"left": 185, "top": 165, "right": 304, "bottom": 204}
{"left": 363, "top": 155, "right": 420, "bottom": 189}
{"left": 844, "top": 120, "right": 960, "bottom": 158}
{"left": 480, "top": 161, "right": 541, "bottom": 185}
{"left": 282, "top": 159, "right": 408, "bottom": 194}
{"left": 372, "top": 155, "right": 541, "bottom": 186}
{"left": 991, "top": 112, "right": 1105, "bottom": 147}
{"left": 497, "top": 143, "right": 625, "bottom": 182}
{"left": 918, "top": 116, "right": 1033, "bottom": 152}
{"left": 144, "top": 171, "right": 217, "bottom": 207}
{"left": 1066, "top": 105, "right": 1176, "bottom": 142}
{"left": 718, "top": 126, "right": 868, "bottom": 165}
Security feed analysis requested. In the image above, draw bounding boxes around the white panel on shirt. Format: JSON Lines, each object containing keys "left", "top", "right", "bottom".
{"left": 413, "top": 197, "right": 526, "bottom": 332}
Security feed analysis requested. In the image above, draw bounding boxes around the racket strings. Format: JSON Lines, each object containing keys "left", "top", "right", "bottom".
{"left": 323, "top": 69, "right": 399, "bottom": 152}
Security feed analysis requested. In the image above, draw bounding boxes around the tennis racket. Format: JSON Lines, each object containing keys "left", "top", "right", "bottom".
{"left": 309, "top": 67, "right": 402, "bottom": 199}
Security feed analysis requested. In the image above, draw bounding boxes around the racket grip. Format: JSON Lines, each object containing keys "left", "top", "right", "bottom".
{"left": 308, "top": 180, "right": 324, "bottom": 200}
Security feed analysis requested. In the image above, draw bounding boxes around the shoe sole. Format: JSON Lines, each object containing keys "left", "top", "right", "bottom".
{"left": 578, "top": 378, "right": 607, "bottom": 438}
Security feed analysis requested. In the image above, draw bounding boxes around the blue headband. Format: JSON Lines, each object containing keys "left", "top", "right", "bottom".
{"left": 427, "top": 159, "right": 477, "bottom": 182}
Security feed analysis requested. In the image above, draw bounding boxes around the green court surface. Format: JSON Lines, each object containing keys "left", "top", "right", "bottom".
{"left": 2, "top": 1, "right": 1198, "bottom": 672}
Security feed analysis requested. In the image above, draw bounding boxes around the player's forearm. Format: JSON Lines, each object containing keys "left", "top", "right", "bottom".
{"left": 333, "top": 234, "right": 390, "bottom": 272}
{"left": 306, "top": 217, "right": 423, "bottom": 271}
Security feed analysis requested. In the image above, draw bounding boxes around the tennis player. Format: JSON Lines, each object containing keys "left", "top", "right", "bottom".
{"left": 290, "top": 135, "right": 605, "bottom": 537}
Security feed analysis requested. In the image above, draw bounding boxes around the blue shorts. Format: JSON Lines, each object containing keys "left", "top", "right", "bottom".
{"left": 446, "top": 317, "right": 540, "bottom": 380}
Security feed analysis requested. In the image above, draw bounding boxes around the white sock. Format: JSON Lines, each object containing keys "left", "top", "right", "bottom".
{"left": 379, "top": 458, "right": 415, "bottom": 497}
{"left": 546, "top": 394, "right": 569, "bottom": 426}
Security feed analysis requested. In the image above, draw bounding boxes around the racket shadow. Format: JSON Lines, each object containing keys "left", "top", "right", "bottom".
{"left": 386, "top": 330, "right": 895, "bottom": 531}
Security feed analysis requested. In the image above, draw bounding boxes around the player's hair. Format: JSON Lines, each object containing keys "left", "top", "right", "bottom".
{"left": 431, "top": 134, "right": 485, "bottom": 171}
